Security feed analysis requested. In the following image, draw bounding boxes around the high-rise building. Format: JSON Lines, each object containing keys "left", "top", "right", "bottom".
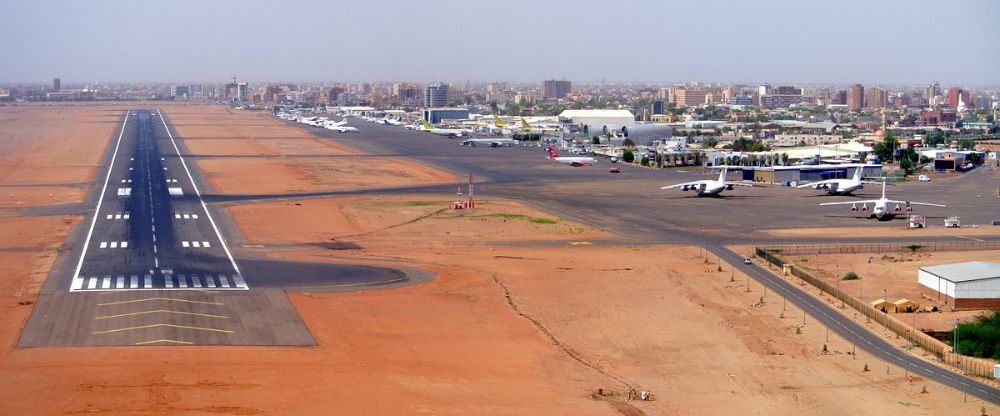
{"left": 236, "top": 83, "right": 248, "bottom": 101}
{"left": 169, "top": 85, "right": 190, "bottom": 97}
{"left": 671, "top": 87, "right": 708, "bottom": 107}
{"left": 832, "top": 90, "right": 847, "bottom": 105}
{"left": 865, "top": 87, "right": 886, "bottom": 108}
{"left": 52, "top": 78, "right": 60, "bottom": 92}
{"left": 424, "top": 84, "right": 449, "bottom": 107}
{"left": 328, "top": 87, "right": 345, "bottom": 102}
{"left": 947, "top": 87, "right": 970, "bottom": 109}
{"left": 650, "top": 100, "right": 664, "bottom": 115}
{"left": 543, "top": 79, "right": 571, "bottom": 99}
{"left": 847, "top": 84, "right": 865, "bottom": 109}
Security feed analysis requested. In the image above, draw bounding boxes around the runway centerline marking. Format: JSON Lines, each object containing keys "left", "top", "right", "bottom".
{"left": 135, "top": 339, "right": 193, "bottom": 345}
{"left": 72, "top": 111, "right": 129, "bottom": 286}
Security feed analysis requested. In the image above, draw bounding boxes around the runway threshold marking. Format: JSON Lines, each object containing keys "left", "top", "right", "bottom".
{"left": 97, "top": 297, "right": 223, "bottom": 307}
{"left": 92, "top": 323, "right": 234, "bottom": 335}
{"left": 71, "top": 111, "right": 129, "bottom": 286}
{"left": 95, "top": 309, "right": 229, "bottom": 320}
{"left": 134, "top": 339, "right": 193, "bottom": 345}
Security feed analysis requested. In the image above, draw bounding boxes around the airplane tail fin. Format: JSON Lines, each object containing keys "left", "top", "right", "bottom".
{"left": 493, "top": 115, "right": 506, "bottom": 127}
{"left": 718, "top": 167, "right": 728, "bottom": 183}
{"left": 881, "top": 180, "right": 887, "bottom": 199}
{"left": 546, "top": 147, "right": 559, "bottom": 158}
{"left": 522, "top": 120, "right": 531, "bottom": 130}
{"left": 852, "top": 166, "right": 863, "bottom": 182}
{"left": 421, "top": 120, "right": 432, "bottom": 130}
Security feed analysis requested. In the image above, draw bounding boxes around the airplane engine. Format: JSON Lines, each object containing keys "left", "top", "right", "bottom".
{"left": 894, "top": 204, "right": 902, "bottom": 212}
{"left": 726, "top": 184, "right": 734, "bottom": 190}
{"left": 850, "top": 204, "right": 858, "bottom": 212}
{"left": 861, "top": 204, "right": 869, "bottom": 212}
{"left": 682, "top": 185, "right": 690, "bottom": 191}
{"left": 906, "top": 206, "right": 913, "bottom": 213}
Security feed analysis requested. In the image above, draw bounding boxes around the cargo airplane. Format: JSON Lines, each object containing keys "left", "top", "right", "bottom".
{"left": 797, "top": 166, "right": 878, "bottom": 195}
{"left": 819, "top": 181, "right": 945, "bottom": 221}
{"left": 660, "top": 167, "right": 752, "bottom": 196}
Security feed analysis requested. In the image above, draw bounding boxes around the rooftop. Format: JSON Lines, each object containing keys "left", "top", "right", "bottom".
{"left": 920, "top": 261, "right": 1000, "bottom": 283}
{"left": 559, "top": 109, "right": 635, "bottom": 119}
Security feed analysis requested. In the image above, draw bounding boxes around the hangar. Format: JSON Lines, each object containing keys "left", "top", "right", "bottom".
{"left": 919, "top": 262, "right": 1000, "bottom": 310}
{"left": 742, "top": 164, "right": 882, "bottom": 185}
{"left": 559, "top": 109, "right": 635, "bottom": 128}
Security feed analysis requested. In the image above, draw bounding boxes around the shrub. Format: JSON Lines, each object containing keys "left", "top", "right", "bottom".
{"left": 640, "top": 156, "right": 650, "bottom": 166}
{"left": 622, "top": 150, "right": 635, "bottom": 163}
{"left": 842, "top": 272, "right": 860, "bottom": 280}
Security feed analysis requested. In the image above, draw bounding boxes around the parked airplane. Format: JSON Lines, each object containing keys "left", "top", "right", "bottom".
{"left": 819, "top": 181, "right": 945, "bottom": 221}
{"left": 797, "top": 166, "right": 878, "bottom": 195}
{"left": 421, "top": 120, "right": 469, "bottom": 137}
{"left": 660, "top": 167, "right": 752, "bottom": 196}
{"left": 327, "top": 125, "right": 359, "bottom": 133}
{"left": 322, "top": 118, "right": 348, "bottom": 129}
{"left": 461, "top": 134, "right": 517, "bottom": 147}
{"left": 546, "top": 147, "right": 596, "bottom": 166}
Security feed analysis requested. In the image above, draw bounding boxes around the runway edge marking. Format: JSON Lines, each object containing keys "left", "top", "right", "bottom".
{"left": 71, "top": 110, "right": 130, "bottom": 292}
{"left": 155, "top": 109, "right": 246, "bottom": 289}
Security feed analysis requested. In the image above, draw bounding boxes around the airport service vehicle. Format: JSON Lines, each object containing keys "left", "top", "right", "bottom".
{"left": 743, "top": 258, "right": 752, "bottom": 265}
{"left": 609, "top": 167, "right": 621, "bottom": 173}
{"left": 796, "top": 166, "right": 878, "bottom": 195}
{"left": 610, "top": 157, "right": 619, "bottom": 163}
{"left": 421, "top": 121, "right": 469, "bottom": 137}
{"left": 660, "top": 167, "right": 752, "bottom": 196}
{"left": 546, "top": 147, "right": 596, "bottom": 167}
{"left": 819, "top": 181, "right": 945, "bottom": 221}
{"left": 918, "top": 175, "right": 931, "bottom": 182}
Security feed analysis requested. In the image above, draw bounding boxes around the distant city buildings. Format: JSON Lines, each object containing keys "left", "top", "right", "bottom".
{"left": 52, "top": 78, "right": 60, "bottom": 92}
{"left": 424, "top": 84, "right": 449, "bottom": 107}
{"left": 948, "top": 87, "right": 970, "bottom": 109}
{"left": 847, "top": 84, "right": 865, "bottom": 109}
{"left": 543, "top": 79, "right": 571, "bottom": 99}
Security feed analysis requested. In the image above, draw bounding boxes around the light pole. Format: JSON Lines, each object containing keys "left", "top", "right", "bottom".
{"left": 953, "top": 319, "right": 960, "bottom": 353}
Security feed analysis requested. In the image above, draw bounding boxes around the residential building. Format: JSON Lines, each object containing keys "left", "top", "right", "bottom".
{"left": 847, "top": 84, "right": 865, "bottom": 109}
{"left": 543, "top": 79, "right": 571, "bottom": 99}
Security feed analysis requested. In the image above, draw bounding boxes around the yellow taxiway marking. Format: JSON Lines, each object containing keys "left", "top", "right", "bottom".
{"left": 135, "top": 339, "right": 194, "bottom": 345}
{"left": 97, "top": 297, "right": 223, "bottom": 307}
{"left": 569, "top": 241, "right": 592, "bottom": 245}
{"left": 92, "top": 323, "right": 234, "bottom": 335}
{"left": 96, "top": 309, "right": 229, "bottom": 320}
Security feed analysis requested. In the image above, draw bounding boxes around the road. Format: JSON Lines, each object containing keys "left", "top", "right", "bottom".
{"left": 711, "top": 245, "right": 1000, "bottom": 404}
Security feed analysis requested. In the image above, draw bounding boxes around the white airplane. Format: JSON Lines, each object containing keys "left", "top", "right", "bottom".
{"left": 660, "top": 167, "right": 752, "bottom": 196}
{"left": 327, "top": 125, "right": 359, "bottom": 133}
{"left": 546, "top": 147, "right": 595, "bottom": 167}
{"left": 797, "top": 166, "right": 879, "bottom": 195}
{"left": 297, "top": 116, "right": 327, "bottom": 127}
{"left": 819, "top": 181, "right": 945, "bottom": 221}
{"left": 421, "top": 120, "right": 469, "bottom": 137}
{"left": 386, "top": 117, "right": 404, "bottom": 126}
{"left": 322, "top": 118, "right": 349, "bottom": 129}
{"left": 462, "top": 134, "right": 517, "bottom": 147}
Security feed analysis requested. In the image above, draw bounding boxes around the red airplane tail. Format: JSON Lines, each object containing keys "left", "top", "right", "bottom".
{"left": 546, "top": 147, "right": 559, "bottom": 158}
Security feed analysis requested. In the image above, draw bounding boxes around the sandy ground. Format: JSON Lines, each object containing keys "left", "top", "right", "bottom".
{"left": 790, "top": 250, "right": 1000, "bottom": 331}
{"left": 0, "top": 105, "right": 993, "bottom": 415}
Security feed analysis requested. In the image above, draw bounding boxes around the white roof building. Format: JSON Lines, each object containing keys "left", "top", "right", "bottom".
{"left": 919, "top": 261, "right": 1000, "bottom": 310}
{"left": 559, "top": 109, "right": 635, "bottom": 127}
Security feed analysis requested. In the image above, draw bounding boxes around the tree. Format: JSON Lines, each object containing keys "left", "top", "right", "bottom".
{"left": 622, "top": 150, "right": 635, "bottom": 163}
{"left": 702, "top": 137, "right": 718, "bottom": 149}
{"left": 623, "top": 138, "right": 636, "bottom": 149}
{"left": 640, "top": 156, "right": 650, "bottom": 166}
{"left": 899, "top": 158, "right": 913, "bottom": 175}
{"left": 958, "top": 138, "right": 975, "bottom": 150}
{"left": 872, "top": 135, "right": 898, "bottom": 163}
{"left": 591, "top": 136, "right": 600, "bottom": 145}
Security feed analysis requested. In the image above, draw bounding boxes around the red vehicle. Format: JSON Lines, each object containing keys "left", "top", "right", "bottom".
{"left": 609, "top": 167, "right": 621, "bottom": 173}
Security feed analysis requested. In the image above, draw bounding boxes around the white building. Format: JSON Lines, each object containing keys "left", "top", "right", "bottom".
{"left": 919, "top": 262, "right": 1000, "bottom": 310}
{"left": 559, "top": 109, "right": 635, "bottom": 127}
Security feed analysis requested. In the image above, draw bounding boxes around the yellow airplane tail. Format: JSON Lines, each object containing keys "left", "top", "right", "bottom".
{"left": 521, "top": 120, "right": 531, "bottom": 130}
{"left": 421, "top": 120, "right": 432, "bottom": 129}
{"left": 493, "top": 115, "right": 507, "bottom": 127}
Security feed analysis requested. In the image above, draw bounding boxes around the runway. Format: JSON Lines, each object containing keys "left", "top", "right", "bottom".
{"left": 69, "top": 110, "right": 245, "bottom": 291}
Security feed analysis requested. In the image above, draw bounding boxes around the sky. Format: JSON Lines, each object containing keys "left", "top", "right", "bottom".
{"left": 1, "top": 0, "right": 998, "bottom": 85}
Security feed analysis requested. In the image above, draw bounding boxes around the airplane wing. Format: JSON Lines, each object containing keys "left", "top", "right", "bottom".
{"left": 886, "top": 200, "right": 946, "bottom": 207}
{"left": 819, "top": 200, "right": 880, "bottom": 206}
{"left": 661, "top": 181, "right": 703, "bottom": 190}
{"left": 796, "top": 179, "right": 836, "bottom": 188}
{"left": 724, "top": 182, "right": 754, "bottom": 187}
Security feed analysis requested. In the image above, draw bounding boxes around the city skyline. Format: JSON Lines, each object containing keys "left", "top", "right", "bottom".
{"left": 1, "top": 0, "right": 998, "bottom": 85}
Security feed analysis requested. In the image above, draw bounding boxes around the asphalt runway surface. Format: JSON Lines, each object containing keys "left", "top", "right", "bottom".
{"left": 18, "top": 110, "right": 430, "bottom": 347}
{"left": 303, "top": 118, "right": 1000, "bottom": 404}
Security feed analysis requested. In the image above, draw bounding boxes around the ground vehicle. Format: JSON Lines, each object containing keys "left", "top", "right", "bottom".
{"left": 610, "top": 157, "right": 619, "bottom": 163}
{"left": 918, "top": 175, "right": 930, "bottom": 182}
{"left": 609, "top": 167, "right": 621, "bottom": 173}
{"left": 743, "top": 258, "right": 752, "bottom": 265}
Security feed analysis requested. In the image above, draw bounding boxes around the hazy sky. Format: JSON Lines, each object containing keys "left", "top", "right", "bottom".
{"left": 2, "top": 0, "right": 998, "bottom": 85}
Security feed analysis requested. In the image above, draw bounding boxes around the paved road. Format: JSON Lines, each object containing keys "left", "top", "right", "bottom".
{"left": 711, "top": 245, "right": 1000, "bottom": 405}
